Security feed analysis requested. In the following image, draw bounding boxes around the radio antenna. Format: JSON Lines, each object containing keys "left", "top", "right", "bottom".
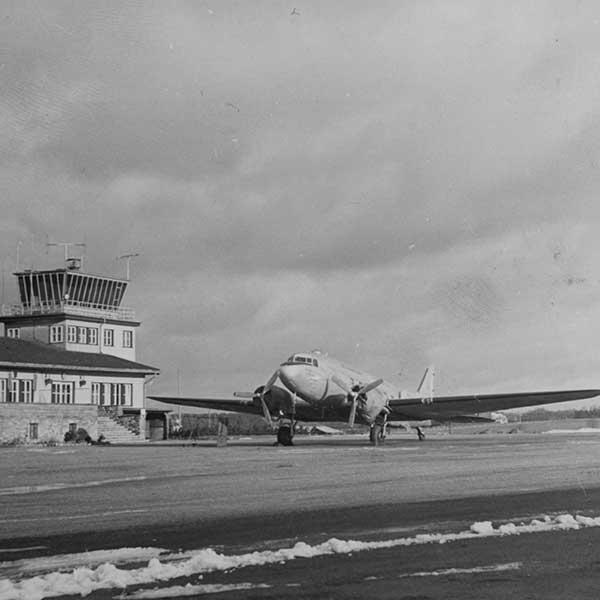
{"left": 116, "top": 253, "right": 140, "bottom": 280}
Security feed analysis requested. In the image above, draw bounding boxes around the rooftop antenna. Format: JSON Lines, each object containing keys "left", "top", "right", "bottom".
{"left": 116, "top": 253, "right": 140, "bottom": 280}
{"left": 47, "top": 241, "right": 86, "bottom": 270}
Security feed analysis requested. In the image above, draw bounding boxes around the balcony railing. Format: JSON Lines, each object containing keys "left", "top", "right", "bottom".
{"left": 1, "top": 300, "right": 137, "bottom": 322}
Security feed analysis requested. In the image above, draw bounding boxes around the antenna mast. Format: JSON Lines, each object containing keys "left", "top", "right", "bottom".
{"left": 47, "top": 241, "right": 86, "bottom": 269}
{"left": 116, "top": 253, "right": 140, "bottom": 280}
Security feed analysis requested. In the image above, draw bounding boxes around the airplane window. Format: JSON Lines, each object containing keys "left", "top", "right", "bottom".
{"left": 313, "top": 359, "right": 319, "bottom": 367}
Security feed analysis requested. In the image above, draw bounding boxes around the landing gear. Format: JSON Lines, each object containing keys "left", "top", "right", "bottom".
{"left": 416, "top": 426, "right": 425, "bottom": 441}
{"left": 369, "top": 424, "right": 384, "bottom": 445}
{"left": 274, "top": 418, "right": 295, "bottom": 446}
{"left": 276, "top": 424, "right": 294, "bottom": 446}
{"left": 369, "top": 411, "right": 389, "bottom": 446}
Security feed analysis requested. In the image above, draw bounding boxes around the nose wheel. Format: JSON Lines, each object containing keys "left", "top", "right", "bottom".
{"left": 275, "top": 421, "right": 295, "bottom": 446}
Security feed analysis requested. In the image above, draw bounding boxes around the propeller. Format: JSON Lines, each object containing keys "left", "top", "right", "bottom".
{"left": 257, "top": 370, "right": 280, "bottom": 428}
{"left": 331, "top": 376, "right": 384, "bottom": 427}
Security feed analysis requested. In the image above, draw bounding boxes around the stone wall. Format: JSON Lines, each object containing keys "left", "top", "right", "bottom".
{"left": 0, "top": 403, "right": 98, "bottom": 444}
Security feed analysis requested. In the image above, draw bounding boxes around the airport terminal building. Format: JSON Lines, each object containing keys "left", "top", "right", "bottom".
{"left": 0, "top": 261, "right": 162, "bottom": 443}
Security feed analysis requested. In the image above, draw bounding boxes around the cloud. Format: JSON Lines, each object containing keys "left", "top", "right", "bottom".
{"left": 2, "top": 1, "right": 600, "bottom": 398}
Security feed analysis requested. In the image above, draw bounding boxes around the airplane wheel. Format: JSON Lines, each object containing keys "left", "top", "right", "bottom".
{"left": 369, "top": 424, "right": 383, "bottom": 446}
{"left": 277, "top": 425, "right": 294, "bottom": 446}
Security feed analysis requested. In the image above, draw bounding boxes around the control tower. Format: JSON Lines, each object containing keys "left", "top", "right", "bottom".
{"left": 0, "top": 258, "right": 139, "bottom": 361}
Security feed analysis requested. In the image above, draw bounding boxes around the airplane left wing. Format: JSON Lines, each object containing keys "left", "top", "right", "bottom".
{"left": 148, "top": 396, "right": 263, "bottom": 416}
{"left": 387, "top": 389, "right": 600, "bottom": 422}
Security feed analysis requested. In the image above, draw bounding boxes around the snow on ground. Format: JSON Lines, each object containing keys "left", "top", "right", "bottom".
{"left": 397, "top": 562, "right": 522, "bottom": 578}
{"left": 0, "top": 548, "right": 167, "bottom": 578}
{"left": 117, "top": 582, "right": 271, "bottom": 598}
{"left": 1, "top": 513, "right": 599, "bottom": 600}
{"left": 545, "top": 428, "right": 600, "bottom": 434}
{"left": 0, "top": 477, "right": 148, "bottom": 497}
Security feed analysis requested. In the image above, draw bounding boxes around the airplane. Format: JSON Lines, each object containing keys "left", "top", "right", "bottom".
{"left": 149, "top": 349, "right": 600, "bottom": 446}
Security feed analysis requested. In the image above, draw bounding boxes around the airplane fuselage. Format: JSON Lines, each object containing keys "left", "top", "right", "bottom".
{"left": 270, "top": 350, "right": 397, "bottom": 425}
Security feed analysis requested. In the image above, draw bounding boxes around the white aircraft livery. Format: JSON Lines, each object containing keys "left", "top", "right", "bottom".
{"left": 149, "top": 350, "right": 600, "bottom": 445}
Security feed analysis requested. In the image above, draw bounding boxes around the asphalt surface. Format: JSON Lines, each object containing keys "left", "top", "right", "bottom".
{"left": 2, "top": 431, "right": 600, "bottom": 598}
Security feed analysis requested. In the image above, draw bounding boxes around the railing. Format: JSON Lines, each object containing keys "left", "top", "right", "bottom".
{"left": 1, "top": 301, "right": 137, "bottom": 321}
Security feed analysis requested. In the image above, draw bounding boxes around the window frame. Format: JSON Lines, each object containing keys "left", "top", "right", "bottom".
{"left": 50, "top": 324, "right": 64, "bottom": 343}
{"left": 67, "top": 325, "right": 77, "bottom": 343}
{"left": 103, "top": 328, "right": 114, "bottom": 347}
{"left": 123, "top": 330, "right": 133, "bottom": 348}
{"left": 51, "top": 382, "right": 73, "bottom": 404}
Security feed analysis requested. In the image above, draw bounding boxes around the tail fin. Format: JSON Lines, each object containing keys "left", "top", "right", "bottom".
{"left": 417, "top": 365, "right": 435, "bottom": 404}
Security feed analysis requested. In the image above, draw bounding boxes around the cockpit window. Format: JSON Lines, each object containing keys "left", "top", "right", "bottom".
{"left": 283, "top": 354, "right": 319, "bottom": 367}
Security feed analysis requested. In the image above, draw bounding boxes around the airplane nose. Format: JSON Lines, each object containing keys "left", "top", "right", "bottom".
{"left": 279, "top": 364, "right": 327, "bottom": 403}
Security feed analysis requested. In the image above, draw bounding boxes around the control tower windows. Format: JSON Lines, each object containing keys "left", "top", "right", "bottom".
{"left": 123, "top": 330, "right": 133, "bottom": 348}
{"left": 7, "top": 328, "right": 19, "bottom": 339}
{"left": 103, "top": 328, "right": 114, "bottom": 347}
{"left": 50, "top": 325, "right": 64, "bottom": 343}
{"left": 77, "top": 327, "right": 88, "bottom": 344}
{"left": 89, "top": 328, "right": 98, "bottom": 345}
{"left": 67, "top": 326, "right": 77, "bottom": 343}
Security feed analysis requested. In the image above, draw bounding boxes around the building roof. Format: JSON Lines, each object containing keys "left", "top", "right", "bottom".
{"left": 0, "top": 337, "right": 159, "bottom": 375}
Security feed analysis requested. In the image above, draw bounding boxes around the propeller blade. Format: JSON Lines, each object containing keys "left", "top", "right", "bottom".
{"left": 348, "top": 396, "right": 357, "bottom": 427}
{"left": 264, "top": 370, "right": 280, "bottom": 393}
{"left": 358, "top": 378, "right": 384, "bottom": 395}
{"left": 331, "top": 375, "right": 351, "bottom": 393}
{"left": 260, "top": 395, "right": 273, "bottom": 428}
{"left": 257, "top": 369, "right": 279, "bottom": 429}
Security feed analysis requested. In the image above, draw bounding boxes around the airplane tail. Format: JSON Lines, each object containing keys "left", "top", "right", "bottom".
{"left": 417, "top": 365, "right": 435, "bottom": 404}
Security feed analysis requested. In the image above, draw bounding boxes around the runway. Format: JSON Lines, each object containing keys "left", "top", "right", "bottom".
{"left": 1, "top": 431, "right": 600, "bottom": 599}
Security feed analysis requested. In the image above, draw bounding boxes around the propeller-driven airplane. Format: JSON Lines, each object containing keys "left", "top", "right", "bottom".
{"left": 149, "top": 350, "right": 600, "bottom": 446}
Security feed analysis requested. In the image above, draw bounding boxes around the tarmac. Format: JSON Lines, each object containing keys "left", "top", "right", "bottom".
{"left": 1, "top": 429, "right": 600, "bottom": 598}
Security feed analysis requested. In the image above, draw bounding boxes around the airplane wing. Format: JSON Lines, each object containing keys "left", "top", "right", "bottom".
{"left": 387, "top": 389, "right": 600, "bottom": 422}
{"left": 148, "top": 396, "right": 263, "bottom": 416}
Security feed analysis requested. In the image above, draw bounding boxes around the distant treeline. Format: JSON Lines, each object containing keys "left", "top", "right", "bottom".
{"left": 175, "top": 413, "right": 272, "bottom": 437}
{"left": 508, "top": 408, "right": 600, "bottom": 422}
{"left": 171, "top": 414, "right": 368, "bottom": 437}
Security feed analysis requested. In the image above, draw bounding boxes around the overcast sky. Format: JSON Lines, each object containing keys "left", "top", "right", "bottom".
{"left": 2, "top": 1, "right": 600, "bottom": 402}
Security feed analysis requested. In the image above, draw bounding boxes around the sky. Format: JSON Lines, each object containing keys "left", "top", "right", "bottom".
{"left": 2, "top": 1, "right": 600, "bottom": 402}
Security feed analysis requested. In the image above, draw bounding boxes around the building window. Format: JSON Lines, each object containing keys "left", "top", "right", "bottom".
{"left": 103, "top": 328, "right": 114, "bottom": 347}
{"left": 8, "top": 380, "right": 32, "bottom": 403}
{"left": 29, "top": 423, "right": 39, "bottom": 440}
{"left": 7, "top": 328, "right": 20, "bottom": 339}
{"left": 88, "top": 327, "right": 98, "bottom": 345}
{"left": 67, "top": 326, "right": 77, "bottom": 343}
{"left": 91, "top": 382, "right": 105, "bottom": 405}
{"left": 50, "top": 325, "right": 64, "bottom": 343}
{"left": 105, "top": 383, "right": 132, "bottom": 406}
{"left": 51, "top": 382, "right": 73, "bottom": 404}
{"left": 77, "top": 327, "right": 87, "bottom": 344}
{"left": 20, "top": 380, "right": 32, "bottom": 403}
{"left": 123, "top": 330, "right": 133, "bottom": 348}
{"left": 0, "top": 379, "right": 6, "bottom": 402}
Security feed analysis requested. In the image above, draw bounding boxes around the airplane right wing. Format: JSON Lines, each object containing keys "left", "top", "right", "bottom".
{"left": 387, "top": 389, "right": 600, "bottom": 422}
{"left": 148, "top": 395, "right": 263, "bottom": 416}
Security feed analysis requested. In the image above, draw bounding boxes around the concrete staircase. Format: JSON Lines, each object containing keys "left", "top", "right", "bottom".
{"left": 97, "top": 414, "right": 144, "bottom": 443}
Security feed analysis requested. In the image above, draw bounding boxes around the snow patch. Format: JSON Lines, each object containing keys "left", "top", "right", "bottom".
{"left": 117, "top": 582, "right": 271, "bottom": 598}
{"left": 0, "top": 548, "right": 166, "bottom": 577}
{"left": 0, "top": 477, "right": 148, "bottom": 496}
{"left": 398, "top": 562, "right": 522, "bottom": 578}
{"left": 1, "top": 513, "right": 599, "bottom": 600}
{"left": 546, "top": 428, "right": 600, "bottom": 434}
